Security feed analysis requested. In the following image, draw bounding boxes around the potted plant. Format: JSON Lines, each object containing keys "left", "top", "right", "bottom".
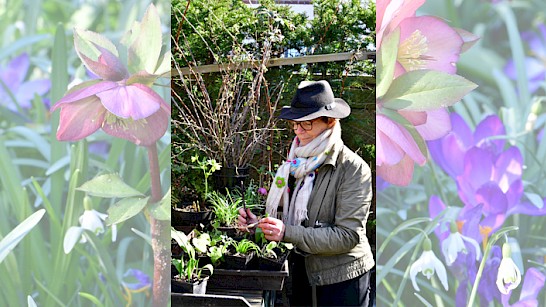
{"left": 256, "top": 230, "right": 293, "bottom": 271}
{"left": 171, "top": 228, "right": 214, "bottom": 294}
{"left": 223, "top": 239, "right": 260, "bottom": 270}
{"left": 207, "top": 190, "right": 244, "bottom": 236}
{"left": 171, "top": 155, "right": 221, "bottom": 228}
{"left": 172, "top": 40, "right": 282, "bottom": 192}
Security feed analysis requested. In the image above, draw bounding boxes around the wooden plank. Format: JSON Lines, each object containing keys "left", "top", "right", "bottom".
{"left": 172, "top": 51, "right": 375, "bottom": 77}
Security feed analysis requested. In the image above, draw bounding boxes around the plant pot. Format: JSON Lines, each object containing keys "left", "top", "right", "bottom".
{"left": 213, "top": 166, "right": 250, "bottom": 193}
{"left": 171, "top": 275, "right": 209, "bottom": 294}
{"left": 258, "top": 250, "right": 290, "bottom": 271}
{"left": 216, "top": 226, "right": 239, "bottom": 237}
{"left": 223, "top": 252, "right": 255, "bottom": 270}
{"left": 171, "top": 207, "right": 214, "bottom": 226}
{"left": 208, "top": 260, "right": 289, "bottom": 291}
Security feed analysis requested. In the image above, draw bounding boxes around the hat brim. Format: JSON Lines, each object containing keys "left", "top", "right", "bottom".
{"left": 278, "top": 98, "right": 351, "bottom": 121}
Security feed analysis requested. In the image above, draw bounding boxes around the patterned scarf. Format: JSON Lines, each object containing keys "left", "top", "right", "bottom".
{"left": 265, "top": 122, "right": 341, "bottom": 226}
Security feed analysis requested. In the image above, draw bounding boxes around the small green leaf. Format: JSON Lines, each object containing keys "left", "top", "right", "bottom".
{"left": 148, "top": 188, "right": 170, "bottom": 221}
{"left": 77, "top": 173, "right": 144, "bottom": 198}
{"left": 377, "top": 29, "right": 400, "bottom": 98}
{"left": 382, "top": 70, "right": 478, "bottom": 111}
{"left": 106, "top": 196, "right": 149, "bottom": 225}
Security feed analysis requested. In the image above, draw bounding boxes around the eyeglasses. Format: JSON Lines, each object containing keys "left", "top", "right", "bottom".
{"left": 287, "top": 119, "right": 316, "bottom": 131}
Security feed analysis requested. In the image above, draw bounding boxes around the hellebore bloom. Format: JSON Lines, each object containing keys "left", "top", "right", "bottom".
{"left": 376, "top": 0, "right": 478, "bottom": 186}
{"left": 504, "top": 24, "right": 546, "bottom": 94}
{"left": 52, "top": 4, "right": 170, "bottom": 146}
{"left": 441, "top": 220, "right": 481, "bottom": 266}
{"left": 496, "top": 243, "right": 522, "bottom": 295}
{"left": 0, "top": 53, "right": 50, "bottom": 111}
{"left": 410, "top": 237, "right": 449, "bottom": 291}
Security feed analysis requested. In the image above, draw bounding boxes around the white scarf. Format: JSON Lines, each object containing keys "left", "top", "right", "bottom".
{"left": 265, "top": 123, "right": 341, "bottom": 225}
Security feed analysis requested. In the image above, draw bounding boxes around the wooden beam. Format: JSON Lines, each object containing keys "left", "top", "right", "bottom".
{"left": 172, "top": 51, "right": 375, "bottom": 77}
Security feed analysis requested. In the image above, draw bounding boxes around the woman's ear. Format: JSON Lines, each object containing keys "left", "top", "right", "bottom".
{"left": 327, "top": 118, "right": 337, "bottom": 128}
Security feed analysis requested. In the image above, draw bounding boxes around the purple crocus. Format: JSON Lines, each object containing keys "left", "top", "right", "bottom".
{"left": 501, "top": 267, "right": 545, "bottom": 306}
{"left": 504, "top": 24, "right": 546, "bottom": 94}
{"left": 0, "top": 53, "right": 50, "bottom": 111}
{"left": 51, "top": 4, "right": 170, "bottom": 146}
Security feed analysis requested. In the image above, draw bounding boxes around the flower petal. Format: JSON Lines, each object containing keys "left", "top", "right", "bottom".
{"left": 53, "top": 81, "right": 118, "bottom": 109}
{"left": 64, "top": 226, "right": 83, "bottom": 254}
{"left": 102, "top": 101, "right": 169, "bottom": 146}
{"left": 56, "top": 96, "right": 106, "bottom": 141}
{"left": 96, "top": 83, "right": 162, "bottom": 120}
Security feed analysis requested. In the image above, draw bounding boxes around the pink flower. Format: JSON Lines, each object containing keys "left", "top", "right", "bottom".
{"left": 258, "top": 187, "right": 268, "bottom": 196}
{"left": 376, "top": 0, "right": 477, "bottom": 186}
{"left": 51, "top": 4, "right": 170, "bottom": 146}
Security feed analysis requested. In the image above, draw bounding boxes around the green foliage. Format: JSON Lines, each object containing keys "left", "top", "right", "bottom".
{"left": 231, "top": 239, "right": 260, "bottom": 255}
{"left": 207, "top": 190, "right": 244, "bottom": 227}
{"left": 171, "top": 229, "right": 214, "bottom": 281}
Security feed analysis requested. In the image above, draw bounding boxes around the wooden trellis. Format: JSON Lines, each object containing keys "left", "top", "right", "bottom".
{"left": 171, "top": 51, "right": 376, "bottom": 77}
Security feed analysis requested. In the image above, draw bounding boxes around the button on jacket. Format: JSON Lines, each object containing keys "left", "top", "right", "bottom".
{"left": 283, "top": 139, "right": 374, "bottom": 286}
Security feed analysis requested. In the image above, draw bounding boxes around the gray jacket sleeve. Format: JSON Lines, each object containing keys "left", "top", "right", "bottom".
{"left": 283, "top": 157, "right": 372, "bottom": 255}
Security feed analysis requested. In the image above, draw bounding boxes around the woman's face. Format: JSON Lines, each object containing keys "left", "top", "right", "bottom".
{"left": 291, "top": 117, "right": 335, "bottom": 146}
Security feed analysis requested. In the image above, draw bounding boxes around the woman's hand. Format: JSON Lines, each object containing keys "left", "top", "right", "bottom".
{"left": 237, "top": 208, "right": 258, "bottom": 232}
{"left": 258, "top": 217, "right": 285, "bottom": 242}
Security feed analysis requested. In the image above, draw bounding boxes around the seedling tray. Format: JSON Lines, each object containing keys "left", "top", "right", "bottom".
{"left": 208, "top": 260, "right": 288, "bottom": 291}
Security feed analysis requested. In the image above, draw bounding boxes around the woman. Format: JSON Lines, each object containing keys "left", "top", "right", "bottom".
{"left": 238, "top": 80, "right": 374, "bottom": 307}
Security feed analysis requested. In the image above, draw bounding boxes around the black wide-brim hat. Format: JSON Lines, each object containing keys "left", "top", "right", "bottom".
{"left": 279, "top": 80, "right": 351, "bottom": 121}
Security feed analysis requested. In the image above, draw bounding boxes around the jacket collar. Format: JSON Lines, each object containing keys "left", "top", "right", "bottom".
{"left": 322, "top": 139, "right": 344, "bottom": 169}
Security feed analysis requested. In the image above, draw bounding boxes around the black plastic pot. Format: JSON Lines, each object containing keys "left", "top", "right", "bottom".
{"left": 258, "top": 250, "right": 290, "bottom": 271}
{"left": 171, "top": 207, "right": 214, "bottom": 226}
{"left": 213, "top": 166, "right": 250, "bottom": 193}
{"left": 222, "top": 252, "right": 255, "bottom": 270}
{"left": 171, "top": 276, "right": 209, "bottom": 294}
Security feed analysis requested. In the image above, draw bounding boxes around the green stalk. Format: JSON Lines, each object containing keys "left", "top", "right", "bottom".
{"left": 147, "top": 144, "right": 169, "bottom": 307}
{"left": 467, "top": 226, "right": 519, "bottom": 306}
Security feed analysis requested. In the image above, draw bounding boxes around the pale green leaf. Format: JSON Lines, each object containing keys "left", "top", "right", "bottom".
{"left": 77, "top": 173, "right": 144, "bottom": 198}
{"left": 74, "top": 28, "right": 119, "bottom": 61}
{"left": 127, "top": 4, "right": 162, "bottom": 73}
{"left": 0, "top": 209, "right": 45, "bottom": 263}
{"left": 148, "top": 188, "right": 170, "bottom": 221}
{"left": 382, "top": 70, "right": 478, "bottom": 111}
{"left": 106, "top": 196, "right": 149, "bottom": 225}
{"left": 377, "top": 29, "right": 399, "bottom": 98}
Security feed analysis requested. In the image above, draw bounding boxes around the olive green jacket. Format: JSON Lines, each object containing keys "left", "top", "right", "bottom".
{"left": 283, "top": 139, "right": 374, "bottom": 286}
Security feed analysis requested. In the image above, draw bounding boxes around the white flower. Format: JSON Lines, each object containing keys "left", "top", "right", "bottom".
{"left": 79, "top": 209, "right": 108, "bottom": 240}
{"left": 496, "top": 243, "right": 521, "bottom": 295}
{"left": 410, "top": 238, "right": 449, "bottom": 291}
{"left": 64, "top": 208, "right": 117, "bottom": 254}
{"left": 441, "top": 222, "right": 481, "bottom": 266}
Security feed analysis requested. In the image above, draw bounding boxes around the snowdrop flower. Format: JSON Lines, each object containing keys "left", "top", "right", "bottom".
{"left": 64, "top": 196, "right": 117, "bottom": 254}
{"left": 410, "top": 237, "right": 449, "bottom": 291}
{"left": 496, "top": 242, "right": 522, "bottom": 295}
{"left": 441, "top": 220, "right": 481, "bottom": 266}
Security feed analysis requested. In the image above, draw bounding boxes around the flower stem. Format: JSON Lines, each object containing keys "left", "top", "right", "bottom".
{"left": 147, "top": 144, "right": 169, "bottom": 307}
{"left": 467, "top": 226, "right": 518, "bottom": 306}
